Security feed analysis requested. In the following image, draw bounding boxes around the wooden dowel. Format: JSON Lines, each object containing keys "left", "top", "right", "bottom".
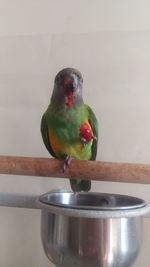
{"left": 0, "top": 156, "right": 150, "bottom": 184}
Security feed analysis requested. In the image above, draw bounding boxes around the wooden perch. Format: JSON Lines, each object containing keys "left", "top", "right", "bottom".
{"left": 0, "top": 156, "right": 150, "bottom": 184}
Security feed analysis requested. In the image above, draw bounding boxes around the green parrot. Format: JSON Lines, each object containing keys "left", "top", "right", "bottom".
{"left": 41, "top": 68, "right": 98, "bottom": 192}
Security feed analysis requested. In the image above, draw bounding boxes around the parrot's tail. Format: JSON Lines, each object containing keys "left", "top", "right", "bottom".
{"left": 70, "top": 179, "right": 91, "bottom": 193}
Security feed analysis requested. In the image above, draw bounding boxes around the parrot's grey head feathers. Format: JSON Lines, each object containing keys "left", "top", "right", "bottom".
{"left": 51, "top": 68, "right": 83, "bottom": 108}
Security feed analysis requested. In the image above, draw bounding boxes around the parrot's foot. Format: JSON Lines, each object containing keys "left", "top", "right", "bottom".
{"left": 93, "top": 135, "right": 98, "bottom": 141}
{"left": 80, "top": 135, "right": 97, "bottom": 145}
{"left": 80, "top": 137, "right": 88, "bottom": 145}
{"left": 63, "top": 155, "right": 73, "bottom": 172}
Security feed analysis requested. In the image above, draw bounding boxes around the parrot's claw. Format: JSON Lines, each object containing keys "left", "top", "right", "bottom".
{"left": 93, "top": 135, "right": 97, "bottom": 141}
{"left": 80, "top": 135, "right": 97, "bottom": 146}
{"left": 63, "top": 155, "right": 73, "bottom": 173}
{"left": 80, "top": 137, "right": 88, "bottom": 146}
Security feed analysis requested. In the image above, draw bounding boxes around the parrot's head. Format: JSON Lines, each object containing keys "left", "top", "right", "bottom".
{"left": 51, "top": 68, "right": 83, "bottom": 108}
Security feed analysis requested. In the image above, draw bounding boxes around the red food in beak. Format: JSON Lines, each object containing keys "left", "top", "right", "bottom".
{"left": 65, "top": 79, "right": 74, "bottom": 108}
{"left": 66, "top": 91, "right": 73, "bottom": 108}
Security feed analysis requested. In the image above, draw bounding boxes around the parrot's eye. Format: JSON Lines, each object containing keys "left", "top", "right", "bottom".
{"left": 55, "top": 75, "right": 61, "bottom": 84}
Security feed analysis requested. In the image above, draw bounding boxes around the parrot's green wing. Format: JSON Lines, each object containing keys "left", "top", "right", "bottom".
{"left": 41, "top": 114, "right": 57, "bottom": 158}
{"left": 86, "top": 104, "right": 98, "bottom": 160}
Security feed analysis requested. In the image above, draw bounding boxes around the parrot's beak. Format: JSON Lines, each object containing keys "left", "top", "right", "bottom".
{"left": 65, "top": 79, "right": 75, "bottom": 92}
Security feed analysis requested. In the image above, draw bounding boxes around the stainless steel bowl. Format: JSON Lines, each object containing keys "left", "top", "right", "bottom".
{"left": 38, "top": 191, "right": 149, "bottom": 267}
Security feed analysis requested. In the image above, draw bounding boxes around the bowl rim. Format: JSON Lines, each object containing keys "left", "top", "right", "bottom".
{"left": 37, "top": 191, "right": 150, "bottom": 218}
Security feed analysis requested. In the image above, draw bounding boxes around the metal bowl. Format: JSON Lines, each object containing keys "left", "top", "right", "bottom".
{"left": 38, "top": 191, "right": 149, "bottom": 267}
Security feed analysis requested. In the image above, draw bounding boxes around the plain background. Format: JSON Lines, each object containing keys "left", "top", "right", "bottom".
{"left": 0, "top": 0, "right": 150, "bottom": 266}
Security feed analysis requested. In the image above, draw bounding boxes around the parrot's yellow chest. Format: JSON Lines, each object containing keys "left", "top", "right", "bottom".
{"left": 48, "top": 122, "right": 92, "bottom": 160}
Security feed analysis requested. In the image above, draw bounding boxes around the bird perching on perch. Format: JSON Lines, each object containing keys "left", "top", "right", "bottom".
{"left": 41, "top": 68, "right": 99, "bottom": 192}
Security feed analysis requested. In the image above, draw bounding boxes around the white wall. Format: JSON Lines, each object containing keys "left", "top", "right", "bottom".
{"left": 0, "top": 0, "right": 150, "bottom": 266}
